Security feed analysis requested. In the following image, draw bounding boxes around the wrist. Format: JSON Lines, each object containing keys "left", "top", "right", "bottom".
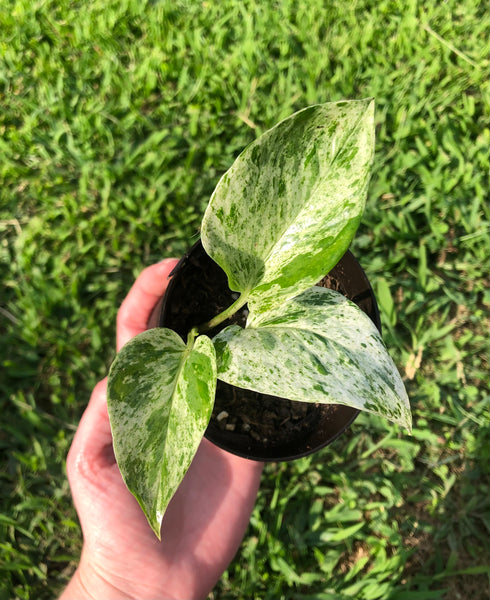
{"left": 59, "top": 551, "right": 133, "bottom": 600}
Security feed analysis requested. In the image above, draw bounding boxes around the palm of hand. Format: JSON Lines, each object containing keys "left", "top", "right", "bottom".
{"left": 64, "top": 261, "right": 263, "bottom": 600}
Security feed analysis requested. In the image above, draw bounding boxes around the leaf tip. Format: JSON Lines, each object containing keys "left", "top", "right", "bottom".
{"left": 148, "top": 511, "right": 163, "bottom": 540}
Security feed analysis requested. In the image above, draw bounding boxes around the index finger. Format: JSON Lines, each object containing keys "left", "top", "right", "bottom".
{"left": 116, "top": 259, "right": 179, "bottom": 351}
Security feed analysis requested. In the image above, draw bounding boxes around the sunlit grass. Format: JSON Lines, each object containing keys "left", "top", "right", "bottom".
{"left": 1, "top": 0, "right": 489, "bottom": 598}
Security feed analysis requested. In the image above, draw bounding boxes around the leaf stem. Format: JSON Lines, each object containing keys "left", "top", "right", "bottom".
{"left": 197, "top": 293, "right": 249, "bottom": 334}
{"left": 186, "top": 327, "right": 199, "bottom": 348}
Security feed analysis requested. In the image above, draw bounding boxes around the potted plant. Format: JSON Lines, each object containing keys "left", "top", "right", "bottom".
{"left": 107, "top": 98, "right": 411, "bottom": 539}
{"left": 148, "top": 239, "right": 383, "bottom": 462}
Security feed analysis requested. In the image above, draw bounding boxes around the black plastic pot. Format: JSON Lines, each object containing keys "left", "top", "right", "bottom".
{"left": 148, "top": 240, "right": 381, "bottom": 462}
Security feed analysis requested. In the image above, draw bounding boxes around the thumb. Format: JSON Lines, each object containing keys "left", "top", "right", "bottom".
{"left": 66, "top": 379, "right": 116, "bottom": 491}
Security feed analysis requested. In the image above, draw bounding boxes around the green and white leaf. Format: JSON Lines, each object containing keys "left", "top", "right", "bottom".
{"left": 201, "top": 99, "right": 375, "bottom": 316}
{"left": 213, "top": 287, "right": 411, "bottom": 431}
{"left": 107, "top": 328, "right": 216, "bottom": 538}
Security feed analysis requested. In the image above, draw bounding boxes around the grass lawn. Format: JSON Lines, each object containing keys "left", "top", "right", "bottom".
{"left": 1, "top": 0, "right": 489, "bottom": 598}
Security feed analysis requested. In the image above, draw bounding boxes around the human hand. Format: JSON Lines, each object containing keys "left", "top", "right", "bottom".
{"left": 61, "top": 260, "right": 263, "bottom": 600}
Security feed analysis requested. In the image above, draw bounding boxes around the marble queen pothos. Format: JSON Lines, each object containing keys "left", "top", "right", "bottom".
{"left": 107, "top": 99, "right": 411, "bottom": 538}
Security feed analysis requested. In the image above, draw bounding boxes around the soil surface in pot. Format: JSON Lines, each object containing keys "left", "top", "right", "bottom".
{"left": 159, "top": 241, "right": 380, "bottom": 461}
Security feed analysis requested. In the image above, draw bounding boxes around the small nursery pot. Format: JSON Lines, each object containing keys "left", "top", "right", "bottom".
{"left": 148, "top": 240, "right": 381, "bottom": 462}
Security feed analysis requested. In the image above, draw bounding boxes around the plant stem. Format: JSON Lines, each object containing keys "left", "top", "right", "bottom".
{"left": 197, "top": 293, "right": 249, "bottom": 334}
{"left": 186, "top": 327, "right": 199, "bottom": 347}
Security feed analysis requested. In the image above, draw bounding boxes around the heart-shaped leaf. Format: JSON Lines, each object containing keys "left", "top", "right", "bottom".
{"left": 213, "top": 287, "right": 411, "bottom": 431}
{"left": 201, "top": 99, "right": 375, "bottom": 315}
{"left": 107, "top": 328, "right": 217, "bottom": 538}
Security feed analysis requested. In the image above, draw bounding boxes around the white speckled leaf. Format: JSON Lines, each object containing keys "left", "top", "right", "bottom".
{"left": 107, "top": 329, "right": 216, "bottom": 538}
{"left": 213, "top": 287, "right": 411, "bottom": 431}
{"left": 201, "top": 99, "right": 375, "bottom": 315}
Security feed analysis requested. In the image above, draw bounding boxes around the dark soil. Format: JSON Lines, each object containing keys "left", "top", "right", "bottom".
{"left": 158, "top": 240, "right": 379, "bottom": 461}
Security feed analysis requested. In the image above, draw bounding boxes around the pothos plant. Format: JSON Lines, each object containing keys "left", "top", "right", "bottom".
{"left": 107, "top": 98, "right": 411, "bottom": 539}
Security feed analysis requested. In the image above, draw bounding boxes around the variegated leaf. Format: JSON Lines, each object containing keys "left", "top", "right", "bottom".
{"left": 213, "top": 287, "right": 411, "bottom": 430}
{"left": 201, "top": 99, "right": 375, "bottom": 315}
{"left": 107, "top": 329, "right": 217, "bottom": 538}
